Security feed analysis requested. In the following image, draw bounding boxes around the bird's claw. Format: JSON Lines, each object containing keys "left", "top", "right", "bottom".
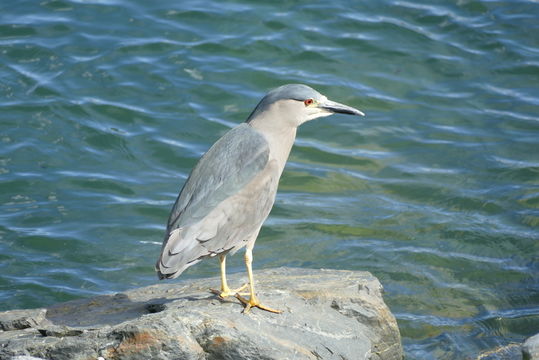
{"left": 210, "top": 283, "right": 249, "bottom": 299}
{"left": 235, "top": 294, "right": 283, "bottom": 314}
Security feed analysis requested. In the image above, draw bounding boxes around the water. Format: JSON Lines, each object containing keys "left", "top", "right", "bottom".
{"left": 1, "top": 0, "right": 538, "bottom": 358}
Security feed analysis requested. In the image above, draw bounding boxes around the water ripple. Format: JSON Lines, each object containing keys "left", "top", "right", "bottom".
{"left": 1, "top": 1, "right": 538, "bottom": 359}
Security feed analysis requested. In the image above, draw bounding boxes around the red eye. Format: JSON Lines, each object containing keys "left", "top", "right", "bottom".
{"left": 304, "top": 98, "right": 314, "bottom": 106}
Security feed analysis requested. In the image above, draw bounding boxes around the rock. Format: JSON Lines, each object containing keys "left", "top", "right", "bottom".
{"left": 523, "top": 333, "right": 539, "bottom": 360}
{"left": 0, "top": 309, "right": 47, "bottom": 331}
{"left": 0, "top": 267, "right": 403, "bottom": 360}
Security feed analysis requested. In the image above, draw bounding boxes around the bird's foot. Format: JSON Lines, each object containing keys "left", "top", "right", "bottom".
{"left": 235, "top": 294, "right": 283, "bottom": 314}
{"left": 210, "top": 283, "right": 248, "bottom": 298}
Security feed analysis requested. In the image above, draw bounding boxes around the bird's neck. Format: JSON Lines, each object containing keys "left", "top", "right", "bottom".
{"left": 249, "top": 121, "right": 297, "bottom": 174}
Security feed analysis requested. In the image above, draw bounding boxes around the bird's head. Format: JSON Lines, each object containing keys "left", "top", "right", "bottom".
{"left": 246, "top": 84, "right": 364, "bottom": 128}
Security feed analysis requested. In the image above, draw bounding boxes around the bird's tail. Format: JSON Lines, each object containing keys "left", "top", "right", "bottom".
{"left": 155, "top": 227, "right": 203, "bottom": 280}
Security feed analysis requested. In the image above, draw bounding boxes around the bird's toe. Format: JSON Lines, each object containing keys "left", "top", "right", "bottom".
{"left": 210, "top": 283, "right": 249, "bottom": 299}
{"left": 235, "top": 293, "right": 283, "bottom": 314}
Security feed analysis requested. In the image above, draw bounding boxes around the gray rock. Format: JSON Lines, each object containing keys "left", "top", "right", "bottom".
{"left": 0, "top": 309, "right": 47, "bottom": 331}
{"left": 0, "top": 267, "right": 403, "bottom": 360}
{"left": 523, "top": 333, "right": 539, "bottom": 360}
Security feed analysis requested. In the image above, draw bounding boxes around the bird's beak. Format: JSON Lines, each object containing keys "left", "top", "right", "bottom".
{"left": 320, "top": 99, "right": 365, "bottom": 116}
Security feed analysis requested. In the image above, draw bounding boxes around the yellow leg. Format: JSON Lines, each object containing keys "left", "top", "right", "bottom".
{"left": 210, "top": 255, "right": 247, "bottom": 298}
{"left": 235, "top": 248, "right": 283, "bottom": 314}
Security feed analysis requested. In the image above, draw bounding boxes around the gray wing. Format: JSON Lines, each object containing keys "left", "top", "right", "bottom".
{"left": 157, "top": 123, "right": 270, "bottom": 278}
{"left": 167, "top": 123, "right": 270, "bottom": 231}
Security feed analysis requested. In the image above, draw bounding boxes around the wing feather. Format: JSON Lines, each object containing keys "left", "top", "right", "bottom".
{"left": 156, "top": 123, "right": 270, "bottom": 278}
{"left": 166, "top": 123, "right": 269, "bottom": 230}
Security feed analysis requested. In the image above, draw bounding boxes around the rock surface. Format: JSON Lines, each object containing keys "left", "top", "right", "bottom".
{"left": 0, "top": 267, "right": 403, "bottom": 360}
{"left": 523, "top": 333, "right": 539, "bottom": 360}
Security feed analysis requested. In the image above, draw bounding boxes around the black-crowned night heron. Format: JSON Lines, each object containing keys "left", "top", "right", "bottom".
{"left": 156, "top": 84, "right": 364, "bottom": 313}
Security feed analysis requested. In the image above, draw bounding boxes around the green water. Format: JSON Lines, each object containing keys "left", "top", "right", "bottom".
{"left": 1, "top": 1, "right": 538, "bottom": 358}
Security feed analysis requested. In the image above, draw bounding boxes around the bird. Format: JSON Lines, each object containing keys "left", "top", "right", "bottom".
{"left": 155, "top": 84, "right": 364, "bottom": 313}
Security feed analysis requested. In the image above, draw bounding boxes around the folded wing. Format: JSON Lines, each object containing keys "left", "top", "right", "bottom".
{"left": 156, "top": 123, "right": 270, "bottom": 279}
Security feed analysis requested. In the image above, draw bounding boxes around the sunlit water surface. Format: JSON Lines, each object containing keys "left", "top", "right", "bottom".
{"left": 1, "top": 1, "right": 538, "bottom": 359}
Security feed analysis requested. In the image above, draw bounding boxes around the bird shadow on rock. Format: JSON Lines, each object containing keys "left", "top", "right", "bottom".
{"left": 41, "top": 289, "right": 231, "bottom": 330}
{"left": 44, "top": 293, "right": 169, "bottom": 329}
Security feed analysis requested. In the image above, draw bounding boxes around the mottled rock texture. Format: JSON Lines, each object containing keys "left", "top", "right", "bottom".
{"left": 0, "top": 267, "right": 403, "bottom": 360}
{"left": 523, "top": 333, "right": 539, "bottom": 360}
